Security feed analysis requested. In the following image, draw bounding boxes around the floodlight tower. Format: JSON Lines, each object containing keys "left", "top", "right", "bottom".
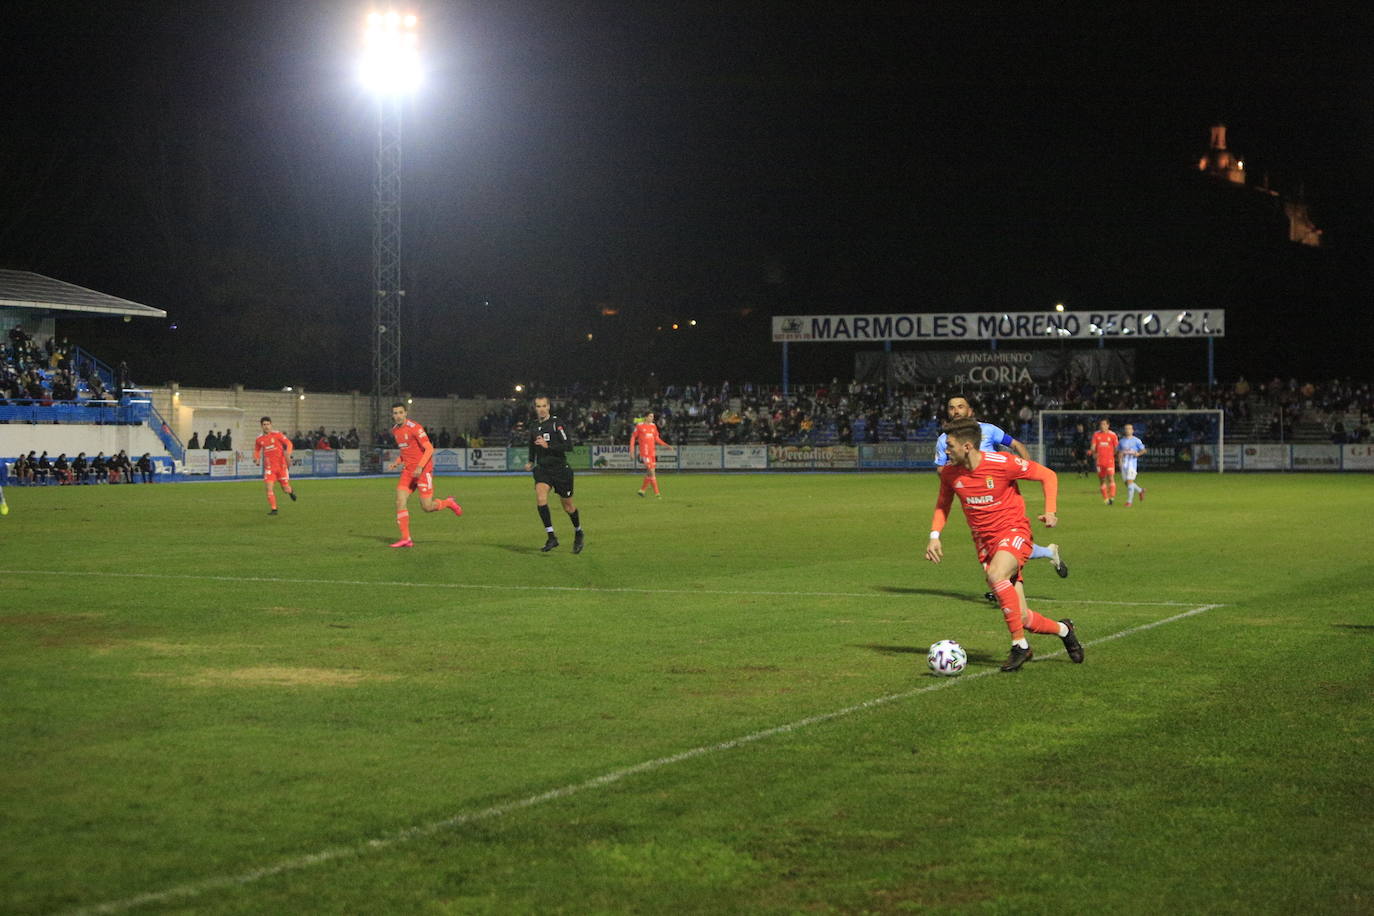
{"left": 360, "top": 10, "right": 420, "bottom": 446}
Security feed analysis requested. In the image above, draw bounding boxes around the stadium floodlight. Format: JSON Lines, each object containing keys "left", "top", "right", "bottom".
{"left": 359, "top": 11, "right": 421, "bottom": 96}
{"left": 359, "top": 10, "right": 420, "bottom": 455}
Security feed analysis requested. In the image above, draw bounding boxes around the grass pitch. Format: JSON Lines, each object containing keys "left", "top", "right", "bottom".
{"left": 2, "top": 471, "right": 1372, "bottom": 914}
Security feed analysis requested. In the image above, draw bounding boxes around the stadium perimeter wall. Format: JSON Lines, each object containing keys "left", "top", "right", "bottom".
{"left": 0, "top": 424, "right": 170, "bottom": 460}
{"left": 149, "top": 385, "right": 510, "bottom": 449}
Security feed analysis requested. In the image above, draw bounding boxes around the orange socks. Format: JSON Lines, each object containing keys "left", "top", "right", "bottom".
{"left": 397, "top": 509, "right": 411, "bottom": 539}
{"left": 651, "top": 479, "right": 660, "bottom": 495}
{"left": 1109, "top": 481, "right": 1117, "bottom": 498}
{"left": 992, "top": 579, "right": 1024, "bottom": 640}
{"left": 267, "top": 491, "right": 277, "bottom": 510}
{"left": 1025, "top": 610, "right": 1063, "bottom": 635}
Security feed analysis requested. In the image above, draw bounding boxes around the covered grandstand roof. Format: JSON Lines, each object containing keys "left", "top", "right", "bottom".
{"left": 0, "top": 269, "right": 166, "bottom": 318}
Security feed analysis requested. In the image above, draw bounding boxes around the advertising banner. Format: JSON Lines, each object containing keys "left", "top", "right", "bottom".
{"left": 184, "top": 451, "right": 210, "bottom": 475}
{"left": 208, "top": 450, "right": 237, "bottom": 477}
{"left": 859, "top": 443, "right": 928, "bottom": 469}
{"left": 314, "top": 450, "right": 339, "bottom": 477}
{"left": 432, "top": 448, "right": 465, "bottom": 473}
{"left": 861, "top": 348, "right": 1135, "bottom": 388}
{"left": 767, "top": 445, "right": 858, "bottom": 469}
{"left": 337, "top": 449, "right": 361, "bottom": 474}
{"left": 818, "top": 444, "right": 859, "bottom": 469}
{"left": 465, "top": 447, "right": 507, "bottom": 472}
{"left": 288, "top": 449, "right": 314, "bottom": 477}
{"left": 774, "top": 310, "right": 1224, "bottom": 342}
{"left": 591, "top": 444, "right": 636, "bottom": 470}
{"left": 1241, "top": 444, "right": 1289, "bottom": 470}
{"left": 722, "top": 445, "right": 768, "bottom": 469}
{"left": 1291, "top": 444, "right": 1340, "bottom": 471}
{"left": 1342, "top": 443, "right": 1374, "bottom": 470}
{"left": 679, "top": 446, "right": 721, "bottom": 469}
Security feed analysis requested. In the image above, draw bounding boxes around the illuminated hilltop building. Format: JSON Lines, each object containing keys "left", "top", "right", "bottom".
{"left": 1197, "top": 124, "right": 1321, "bottom": 247}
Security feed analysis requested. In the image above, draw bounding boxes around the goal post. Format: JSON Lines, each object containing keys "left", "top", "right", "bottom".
{"left": 1035, "top": 409, "right": 1225, "bottom": 474}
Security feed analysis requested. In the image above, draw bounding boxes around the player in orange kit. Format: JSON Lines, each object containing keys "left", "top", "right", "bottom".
{"left": 253, "top": 417, "right": 297, "bottom": 515}
{"left": 387, "top": 403, "right": 463, "bottom": 547}
{"left": 630, "top": 409, "right": 670, "bottom": 497}
{"left": 925, "top": 419, "right": 1084, "bottom": 672}
{"left": 1091, "top": 417, "right": 1120, "bottom": 505}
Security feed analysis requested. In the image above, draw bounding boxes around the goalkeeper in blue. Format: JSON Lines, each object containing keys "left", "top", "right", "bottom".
{"left": 934, "top": 396, "right": 1068, "bottom": 592}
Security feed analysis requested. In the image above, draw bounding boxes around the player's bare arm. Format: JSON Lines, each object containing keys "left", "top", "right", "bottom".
{"left": 1011, "top": 439, "right": 1030, "bottom": 460}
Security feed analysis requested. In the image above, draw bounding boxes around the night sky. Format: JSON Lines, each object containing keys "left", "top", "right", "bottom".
{"left": 3, "top": 1, "right": 1370, "bottom": 395}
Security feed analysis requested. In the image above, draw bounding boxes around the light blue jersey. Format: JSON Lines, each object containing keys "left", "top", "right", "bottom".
{"left": 1117, "top": 435, "right": 1145, "bottom": 458}
{"left": 934, "top": 421, "right": 1014, "bottom": 466}
{"left": 1118, "top": 435, "right": 1145, "bottom": 480}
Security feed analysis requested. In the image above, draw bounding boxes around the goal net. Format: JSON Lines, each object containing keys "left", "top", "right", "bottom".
{"left": 1035, "top": 409, "right": 1225, "bottom": 473}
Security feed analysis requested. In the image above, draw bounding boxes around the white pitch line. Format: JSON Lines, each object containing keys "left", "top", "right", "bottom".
{"left": 66, "top": 602, "right": 1223, "bottom": 916}
{"left": 0, "top": 568, "right": 1204, "bottom": 606}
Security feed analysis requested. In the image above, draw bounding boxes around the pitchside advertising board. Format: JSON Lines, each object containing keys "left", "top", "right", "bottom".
{"left": 169, "top": 441, "right": 1373, "bottom": 475}
{"left": 773, "top": 310, "right": 1225, "bottom": 342}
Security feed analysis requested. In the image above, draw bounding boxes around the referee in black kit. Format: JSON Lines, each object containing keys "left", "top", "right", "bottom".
{"left": 524, "top": 394, "right": 586, "bottom": 553}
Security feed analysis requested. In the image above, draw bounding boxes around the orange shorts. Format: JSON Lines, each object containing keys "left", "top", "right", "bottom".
{"left": 974, "top": 527, "right": 1034, "bottom": 570}
{"left": 639, "top": 453, "right": 656, "bottom": 470}
{"left": 398, "top": 466, "right": 434, "bottom": 497}
{"left": 264, "top": 465, "right": 290, "bottom": 483}
{"left": 1096, "top": 463, "right": 1115, "bottom": 476}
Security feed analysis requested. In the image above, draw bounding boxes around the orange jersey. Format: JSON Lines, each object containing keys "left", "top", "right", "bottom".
{"left": 1091, "top": 430, "right": 1119, "bottom": 466}
{"left": 253, "top": 431, "right": 292, "bottom": 469}
{"left": 931, "top": 452, "right": 1057, "bottom": 541}
{"left": 630, "top": 421, "right": 668, "bottom": 456}
{"left": 392, "top": 419, "right": 433, "bottom": 470}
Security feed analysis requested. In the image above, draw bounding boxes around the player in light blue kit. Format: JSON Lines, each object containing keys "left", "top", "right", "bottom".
{"left": 934, "top": 395, "right": 1068, "bottom": 590}
{"left": 1118, "top": 423, "right": 1147, "bottom": 506}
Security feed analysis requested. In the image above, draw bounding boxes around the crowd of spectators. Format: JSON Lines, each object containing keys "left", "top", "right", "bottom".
{"left": 477, "top": 375, "right": 1373, "bottom": 448}
{"left": 2, "top": 327, "right": 126, "bottom": 407}
{"left": 5, "top": 449, "right": 156, "bottom": 484}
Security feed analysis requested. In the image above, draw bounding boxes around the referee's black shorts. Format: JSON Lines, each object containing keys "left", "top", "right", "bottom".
{"left": 532, "top": 465, "right": 574, "bottom": 498}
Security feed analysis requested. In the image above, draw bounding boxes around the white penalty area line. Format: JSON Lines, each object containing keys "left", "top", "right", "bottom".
{"left": 67, "top": 602, "right": 1223, "bottom": 916}
{"left": 0, "top": 568, "right": 1202, "bottom": 606}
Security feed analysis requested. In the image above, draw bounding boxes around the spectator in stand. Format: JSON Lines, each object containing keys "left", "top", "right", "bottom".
{"left": 91, "top": 452, "right": 107, "bottom": 483}
{"left": 112, "top": 451, "right": 134, "bottom": 483}
{"left": 53, "top": 453, "right": 72, "bottom": 484}
{"left": 345, "top": 428, "right": 360, "bottom": 449}
{"left": 16, "top": 452, "right": 36, "bottom": 484}
{"left": 205, "top": 429, "right": 219, "bottom": 450}
{"left": 36, "top": 451, "right": 53, "bottom": 484}
{"left": 315, "top": 431, "right": 332, "bottom": 450}
{"left": 136, "top": 453, "right": 155, "bottom": 483}
{"left": 72, "top": 452, "right": 90, "bottom": 484}
{"left": 220, "top": 429, "right": 232, "bottom": 451}
{"left": 186, "top": 431, "right": 200, "bottom": 449}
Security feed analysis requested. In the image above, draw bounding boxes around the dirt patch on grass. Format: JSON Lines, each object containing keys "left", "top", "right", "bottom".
{"left": 173, "top": 666, "right": 401, "bottom": 688}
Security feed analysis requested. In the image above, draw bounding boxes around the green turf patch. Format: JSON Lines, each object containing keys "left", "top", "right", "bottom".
{"left": 2, "top": 471, "right": 1371, "bottom": 913}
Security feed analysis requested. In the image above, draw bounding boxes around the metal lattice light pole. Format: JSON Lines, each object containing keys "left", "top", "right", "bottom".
{"left": 360, "top": 11, "right": 420, "bottom": 448}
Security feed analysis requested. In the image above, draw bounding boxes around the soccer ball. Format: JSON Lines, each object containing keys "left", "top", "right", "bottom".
{"left": 927, "top": 639, "right": 967, "bottom": 676}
